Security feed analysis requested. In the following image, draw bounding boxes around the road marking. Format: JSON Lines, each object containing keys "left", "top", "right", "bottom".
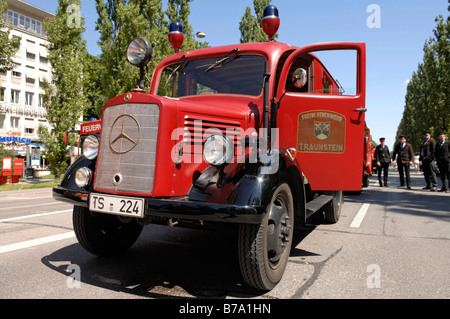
{"left": 0, "top": 209, "right": 72, "bottom": 223}
{"left": 0, "top": 231, "right": 75, "bottom": 255}
{"left": 0, "top": 202, "right": 67, "bottom": 211}
{"left": 350, "top": 203, "right": 370, "bottom": 228}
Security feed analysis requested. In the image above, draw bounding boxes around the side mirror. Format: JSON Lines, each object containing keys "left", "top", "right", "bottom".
{"left": 292, "top": 68, "right": 307, "bottom": 88}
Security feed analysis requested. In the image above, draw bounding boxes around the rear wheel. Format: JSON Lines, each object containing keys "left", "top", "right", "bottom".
{"left": 73, "top": 206, "right": 143, "bottom": 257}
{"left": 238, "top": 183, "right": 294, "bottom": 291}
{"left": 323, "top": 191, "right": 343, "bottom": 224}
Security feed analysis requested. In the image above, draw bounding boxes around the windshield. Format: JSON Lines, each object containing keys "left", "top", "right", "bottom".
{"left": 158, "top": 55, "right": 266, "bottom": 97}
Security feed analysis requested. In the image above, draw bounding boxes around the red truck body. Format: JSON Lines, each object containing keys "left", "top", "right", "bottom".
{"left": 54, "top": 7, "right": 366, "bottom": 291}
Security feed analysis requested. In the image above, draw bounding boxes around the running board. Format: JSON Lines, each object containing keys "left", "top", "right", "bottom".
{"left": 305, "top": 195, "right": 333, "bottom": 219}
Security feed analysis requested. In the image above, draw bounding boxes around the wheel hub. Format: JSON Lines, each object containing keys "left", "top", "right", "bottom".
{"left": 267, "top": 198, "right": 292, "bottom": 265}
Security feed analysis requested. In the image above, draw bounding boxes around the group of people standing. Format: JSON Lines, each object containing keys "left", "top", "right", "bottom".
{"left": 373, "top": 131, "right": 450, "bottom": 192}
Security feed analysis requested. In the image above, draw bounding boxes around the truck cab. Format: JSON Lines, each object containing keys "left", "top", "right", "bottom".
{"left": 53, "top": 6, "right": 366, "bottom": 291}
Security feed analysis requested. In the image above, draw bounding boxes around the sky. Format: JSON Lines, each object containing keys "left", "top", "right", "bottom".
{"left": 24, "top": 0, "right": 449, "bottom": 149}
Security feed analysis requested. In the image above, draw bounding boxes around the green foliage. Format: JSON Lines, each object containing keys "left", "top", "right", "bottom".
{"left": 0, "top": 0, "right": 20, "bottom": 73}
{"left": 38, "top": 0, "right": 89, "bottom": 178}
{"left": 396, "top": 4, "right": 449, "bottom": 151}
{"left": 239, "top": 0, "right": 275, "bottom": 43}
{"left": 92, "top": 0, "right": 208, "bottom": 112}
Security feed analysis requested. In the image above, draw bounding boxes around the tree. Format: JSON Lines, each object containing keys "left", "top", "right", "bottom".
{"left": 239, "top": 0, "right": 275, "bottom": 43}
{"left": 0, "top": 0, "right": 20, "bottom": 73}
{"left": 396, "top": 3, "right": 449, "bottom": 150}
{"left": 38, "top": 0, "right": 89, "bottom": 177}
{"left": 165, "top": 0, "right": 208, "bottom": 51}
{"left": 94, "top": 0, "right": 152, "bottom": 108}
{"left": 93, "top": 0, "right": 208, "bottom": 112}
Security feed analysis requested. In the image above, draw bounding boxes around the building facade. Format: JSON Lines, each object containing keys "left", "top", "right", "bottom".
{"left": 0, "top": 0, "right": 53, "bottom": 164}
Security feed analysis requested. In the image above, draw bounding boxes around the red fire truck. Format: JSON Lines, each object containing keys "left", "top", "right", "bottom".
{"left": 53, "top": 6, "right": 366, "bottom": 291}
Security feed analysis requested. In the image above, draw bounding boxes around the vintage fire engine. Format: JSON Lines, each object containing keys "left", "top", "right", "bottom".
{"left": 53, "top": 6, "right": 366, "bottom": 291}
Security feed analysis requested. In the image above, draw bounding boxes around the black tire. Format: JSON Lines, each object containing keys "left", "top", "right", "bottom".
{"left": 362, "top": 174, "right": 370, "bottom": 187}
{"left": 73, "top": 206, "right": 143, "bottom": 257}
{"left": 323, "top": 191, "right": 343, "bottom": 224}
{"left": 238, "top": 183, "right": 294, "bottom": 291}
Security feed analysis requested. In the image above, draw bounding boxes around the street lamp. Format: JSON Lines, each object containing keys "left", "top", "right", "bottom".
{"left": 196, "top": 31, "right": 206, "bottom": 39}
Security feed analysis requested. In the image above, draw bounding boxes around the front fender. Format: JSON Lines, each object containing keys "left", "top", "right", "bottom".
{"left": 188, "top": 152, "right": 289, "bottom": 209}
{"left": 53, "top": 155, "right": 96, "bottom": 206}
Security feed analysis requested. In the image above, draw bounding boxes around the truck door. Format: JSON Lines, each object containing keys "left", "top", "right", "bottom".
{"left": 276, "top": 43, "right": 366, "bottom": 191}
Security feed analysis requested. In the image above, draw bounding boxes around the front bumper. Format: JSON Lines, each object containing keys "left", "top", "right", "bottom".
{"left": 53, "top": 186, "right": 265, "bottom": 224}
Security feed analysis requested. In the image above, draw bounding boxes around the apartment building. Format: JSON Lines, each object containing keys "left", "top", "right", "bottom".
{"left": 0, "top": 0, "right": 53, "bottom": 163}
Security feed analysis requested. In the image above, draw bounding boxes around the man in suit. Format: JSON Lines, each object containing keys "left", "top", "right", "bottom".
{"left": 374, "top": 137, "right": 390, "bottom": 187}
{"left": 420, "top": 130, "right": 437, "bottom": 191}
{"left": 435, "top": 131, "right": 450, "bottom": 192}
{"left": 392, "top": 135, "right": 414, "bottom": 189}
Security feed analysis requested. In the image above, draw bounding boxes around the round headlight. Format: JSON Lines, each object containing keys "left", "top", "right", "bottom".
{"left": 82, "top": 135, "right": 99, "bottom": 160}
{"left": 75, "top": 167, "right": 93, "bottom": 188}
{"left": 127, "top": 37, "right": 153, "bottom": 67}
{"left": 203, "top": 135, "right": 234, "bottom": 166}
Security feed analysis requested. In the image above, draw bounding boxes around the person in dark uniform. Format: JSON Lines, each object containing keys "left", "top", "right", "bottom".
{"left": 392, "top": 135, "right": 414, "bottom": 189}
{"left": 435, "top": 132, "right": 450, "bottom": 192}
{"left": 374, "top": 137, "right": 390, "bottom": 187}
{"left": 419, "top": 130, "right": 437, "bottom": 191}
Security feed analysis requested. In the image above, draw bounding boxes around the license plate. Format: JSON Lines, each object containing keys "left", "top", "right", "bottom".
{"left": 89, "top": 194, "right": 144, "bottom": 218}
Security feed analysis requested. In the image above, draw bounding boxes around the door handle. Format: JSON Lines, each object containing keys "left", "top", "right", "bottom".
{"left": 354, "top": 107, "right": 367, "bottom": 113}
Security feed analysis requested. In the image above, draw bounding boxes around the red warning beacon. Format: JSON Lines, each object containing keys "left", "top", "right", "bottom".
{"left": 261, "top": 5, "right": 280, "bottom": 42}
{"left": 168, "top": 21, "right": 184, "bottom": 53}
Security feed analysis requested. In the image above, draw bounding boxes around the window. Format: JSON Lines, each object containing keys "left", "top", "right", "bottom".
{"left": 25, "top": 119, "right": 35, "bottom": 135}
{"left": 12, "top": 64, "right": 21, "bottom": 78}
{"left": 7, "top": 11, "right": 13, "bottom": 25}
{"left": 10, "top": 117, "right": 20, "bottom": 130}
{"left": 0, "top": 115, "right": 5, "bottom": 131}
{"left": 38, "top": 94, "right": 44, "bottom": 107}
{"left": 0, "top": 87, "right": 5, "bottom": 102}
{"left": 13, "top": 36, "right": 22, "bottom": 51}
{"left": 159, "top": 55, "right": 265, "bottom": 97}
{"left": 6, "top": 11, "right": 46, "bottom": 37}
{"left": 25, "top": 92, "right": 34, "bottom": 106}
{"left": 13, "top": 12, "right": 18, "bottom": 27}
{"left": 25, "top": 17, "right": 31, "bottom": 30}
{"left": 26, "top": 67, "right": 36, "bottom": 84}
{"left": 11, "top": 90, "right": 20, "bottom": 104}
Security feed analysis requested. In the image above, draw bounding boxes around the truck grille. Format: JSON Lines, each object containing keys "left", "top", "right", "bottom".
{"left": 95, "top": 103, "right": 159, "bottom": 194}
{"left": 184, "top": 116, "right": 243, "bottom": 157}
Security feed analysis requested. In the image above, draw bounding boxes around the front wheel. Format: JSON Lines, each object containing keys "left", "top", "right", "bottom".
{"left": 238, "top": 183, "right": 294, "bottom": 291}
{"left": 73, "top": 206, "right": 143, "bottom": 257}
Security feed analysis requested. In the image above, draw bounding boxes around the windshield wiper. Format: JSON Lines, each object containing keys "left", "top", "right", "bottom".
{"left": 205, "top": 48, "right": 239, "bottom": 73}
{"left": 165, "top": 55, "right": 187, "bottom": 88}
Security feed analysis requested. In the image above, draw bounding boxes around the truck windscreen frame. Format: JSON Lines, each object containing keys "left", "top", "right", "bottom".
{"left": 158, "top": 55, "right": 266, "bottom": 98}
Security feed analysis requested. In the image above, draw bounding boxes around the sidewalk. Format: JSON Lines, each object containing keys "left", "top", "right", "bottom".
{"left": 0, "top": 176, "right": 59, "bottom": 191}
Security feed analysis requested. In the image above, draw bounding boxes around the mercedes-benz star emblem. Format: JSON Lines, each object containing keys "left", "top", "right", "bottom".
{"left": 109, "top": 114, "right": 141, "bottom": 154}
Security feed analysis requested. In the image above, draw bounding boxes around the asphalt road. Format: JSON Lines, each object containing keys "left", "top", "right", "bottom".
{"left": 1, "top": 169, "right": 449, "bottom": 302}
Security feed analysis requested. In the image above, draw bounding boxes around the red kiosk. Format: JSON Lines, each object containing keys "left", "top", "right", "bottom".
{"left": 1, "top": 157, "right": 12, "bottom": 185}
